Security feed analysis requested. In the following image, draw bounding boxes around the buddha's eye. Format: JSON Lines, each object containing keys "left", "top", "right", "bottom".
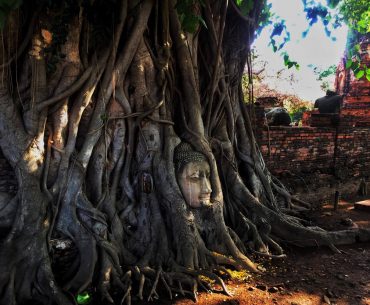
{"left": 189, "top": 171, "right": 200, "bottom": 180}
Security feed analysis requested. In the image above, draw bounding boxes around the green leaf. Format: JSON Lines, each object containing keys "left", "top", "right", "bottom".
{"left": 366, "top": 74, "right": 370, "bottom": 82}
{"left": 327, "top": 0, "right": 340, "bottom": 9}
{"left": 239, "top": 0, "right": 253, "bottom": 15}
{"left": 182, "top": 14, "right": 199, "bottom": 33}
{"left": 355, "top": 69, "right": 365, "bottom": 79}
{"left": 175, "top": 1, "right": 188, "bottom": 13}
{"left": 236, "top": 0, "right": 243, "bottom": 5}
{"left": 345, "top": 59, "right": 353, "bottom": 69}
{"left": 178, "top": 13, "right": 185, "bottom": 24}
{"left": 357, "top": 19, "right": 366, "bottom": 29}
{"left": 176, "top": 0, "right": 206, "bottom": 33}
{"left": 283, "top": 54, "right": 289, "bottom": 63}
{"left": 76, "top": 292, "right": 91, "bottom": 305}
{"left": 351, "top": 61, "right": 360, "bottom": 70}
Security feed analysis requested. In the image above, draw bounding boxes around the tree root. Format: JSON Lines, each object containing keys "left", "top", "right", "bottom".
{"left": 109, "top": 263, "right": 243, "bottom": 303}
{"left": 183, "top": 269, "right": 231, "bottom": 296}
{"left": 147, "top": 267, "right": 161, "bottom": 301}
{"left": 250, "top": 249, "right": 287, "bottom": 259}
{"left": 118, "top": 271, "right": 132, "bottom": 305}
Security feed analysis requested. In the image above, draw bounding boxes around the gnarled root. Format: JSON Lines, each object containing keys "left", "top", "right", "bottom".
{"left": 0, "top": 188, "right": 73, "bottom": 305}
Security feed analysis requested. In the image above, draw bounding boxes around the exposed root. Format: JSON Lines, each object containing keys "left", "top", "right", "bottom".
{"left": 116, "top": 264, "right": 237, "bottom": 303}
{"left": 160, "top": 273, "right": 173, "bottom": 300}
{"left": 137, "top": 273, "right": 145, "bottom": 300}
{"left": 184, "top": 269, "right": 231, "bottom": 296}
{"left": 210, "top": 251, "right": 258, "bottom": 273}
{"left": 262, "top": 234, "right": 285, "bottom": 255}
{"left": 250, "top": 249, "right": 287, "bottom": 260}
{"left": 120, "top": 286, "right": 131, "bottom": 305}
{"left": 97, "top": 252, "right": 125, "bottom": 304}
{"left": 197, "top": 277, "right": 212, "bottom": 293}
{"left": 291, "top": 196, "right": 312, "bottom": 209}
{"left": 147, "top": 267, "right": 161, "bottom": 301}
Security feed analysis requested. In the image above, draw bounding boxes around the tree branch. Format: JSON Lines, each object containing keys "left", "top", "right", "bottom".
{"left": 78, "top": 0, "right": 155, "bottom": 169}
{"left": 36, "top": 67, "right": 93, "bottom": 111}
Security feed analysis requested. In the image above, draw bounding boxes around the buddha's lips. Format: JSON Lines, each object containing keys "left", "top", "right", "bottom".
{"left": 199, "top": 196, "right": 210, "bottom": 201}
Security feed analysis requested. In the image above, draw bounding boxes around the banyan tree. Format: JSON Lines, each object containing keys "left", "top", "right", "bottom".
{"left": 0, "top": 0, "right": 368, "bottom": 304}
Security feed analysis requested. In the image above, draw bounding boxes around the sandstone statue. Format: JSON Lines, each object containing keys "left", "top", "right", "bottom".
{"left": 174, "top": 142, "right": 212, "bottom": 208}
{"left": 314, "top": 90, "right": 343, "bottom": 113}
{"left": 266, "top": 107, "right": 292, "bottom": 126}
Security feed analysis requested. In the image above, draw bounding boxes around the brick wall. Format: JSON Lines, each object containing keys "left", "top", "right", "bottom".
{"left": 257, "top": 127, "right": 336, "bottom": 175}
{"left": 340, "top": 103, "right": 370, "bottom": 127}
{"left": 335, "top": 128, "right": 370, "bottom": 178}
{"left": 255, "top": 124, "right": 370, "bottom": 200}
{"left": 264, "top": 33, "right": 370, "bottom": 198}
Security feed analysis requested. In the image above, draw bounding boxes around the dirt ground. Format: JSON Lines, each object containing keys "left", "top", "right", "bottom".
{"left": 138, "top": 197, "right": 370, "bottom": 305}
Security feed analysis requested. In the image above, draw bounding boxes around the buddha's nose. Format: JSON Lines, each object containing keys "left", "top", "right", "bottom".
{"left": 201, "top": 177, "right": 212, "bottom": 194}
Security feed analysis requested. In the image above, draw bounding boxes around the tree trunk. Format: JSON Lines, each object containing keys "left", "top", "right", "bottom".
{"left": 0, "top": 1, "right": 369, "bottom": 304}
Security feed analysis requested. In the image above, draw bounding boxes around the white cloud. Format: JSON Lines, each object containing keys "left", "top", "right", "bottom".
{"left": 252, "top": 0, "right": 348, "bottom": 101}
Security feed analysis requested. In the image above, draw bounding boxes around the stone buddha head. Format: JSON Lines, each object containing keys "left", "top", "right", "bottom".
{"left": 174, "top": 142, "right": 212, "bottom": 208}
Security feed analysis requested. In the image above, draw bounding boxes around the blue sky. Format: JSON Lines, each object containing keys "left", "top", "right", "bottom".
{"left": 252, "top": 0, "right": 348, "bottom": 101}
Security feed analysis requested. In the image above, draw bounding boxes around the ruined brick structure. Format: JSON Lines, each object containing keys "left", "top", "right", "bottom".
{"left": 255, "top": 123, "right": 369, "bottom": 201}
{"left": 253, "top": 34, "right": 370, "bottom": 202}
{"left": 336, "top": 33, "right": 370, "bottom": 128}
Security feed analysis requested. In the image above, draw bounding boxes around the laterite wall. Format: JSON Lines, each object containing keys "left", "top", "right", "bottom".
{"left": 251, "top": 34, "right": 370, "bottom": 201}
{"left": 255, "top": 126, "right": 370, "bottom": 180}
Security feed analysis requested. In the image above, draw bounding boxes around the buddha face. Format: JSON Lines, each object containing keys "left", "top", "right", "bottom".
{"left": 177, "top": 160, "right": 212, "bottom": 208}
